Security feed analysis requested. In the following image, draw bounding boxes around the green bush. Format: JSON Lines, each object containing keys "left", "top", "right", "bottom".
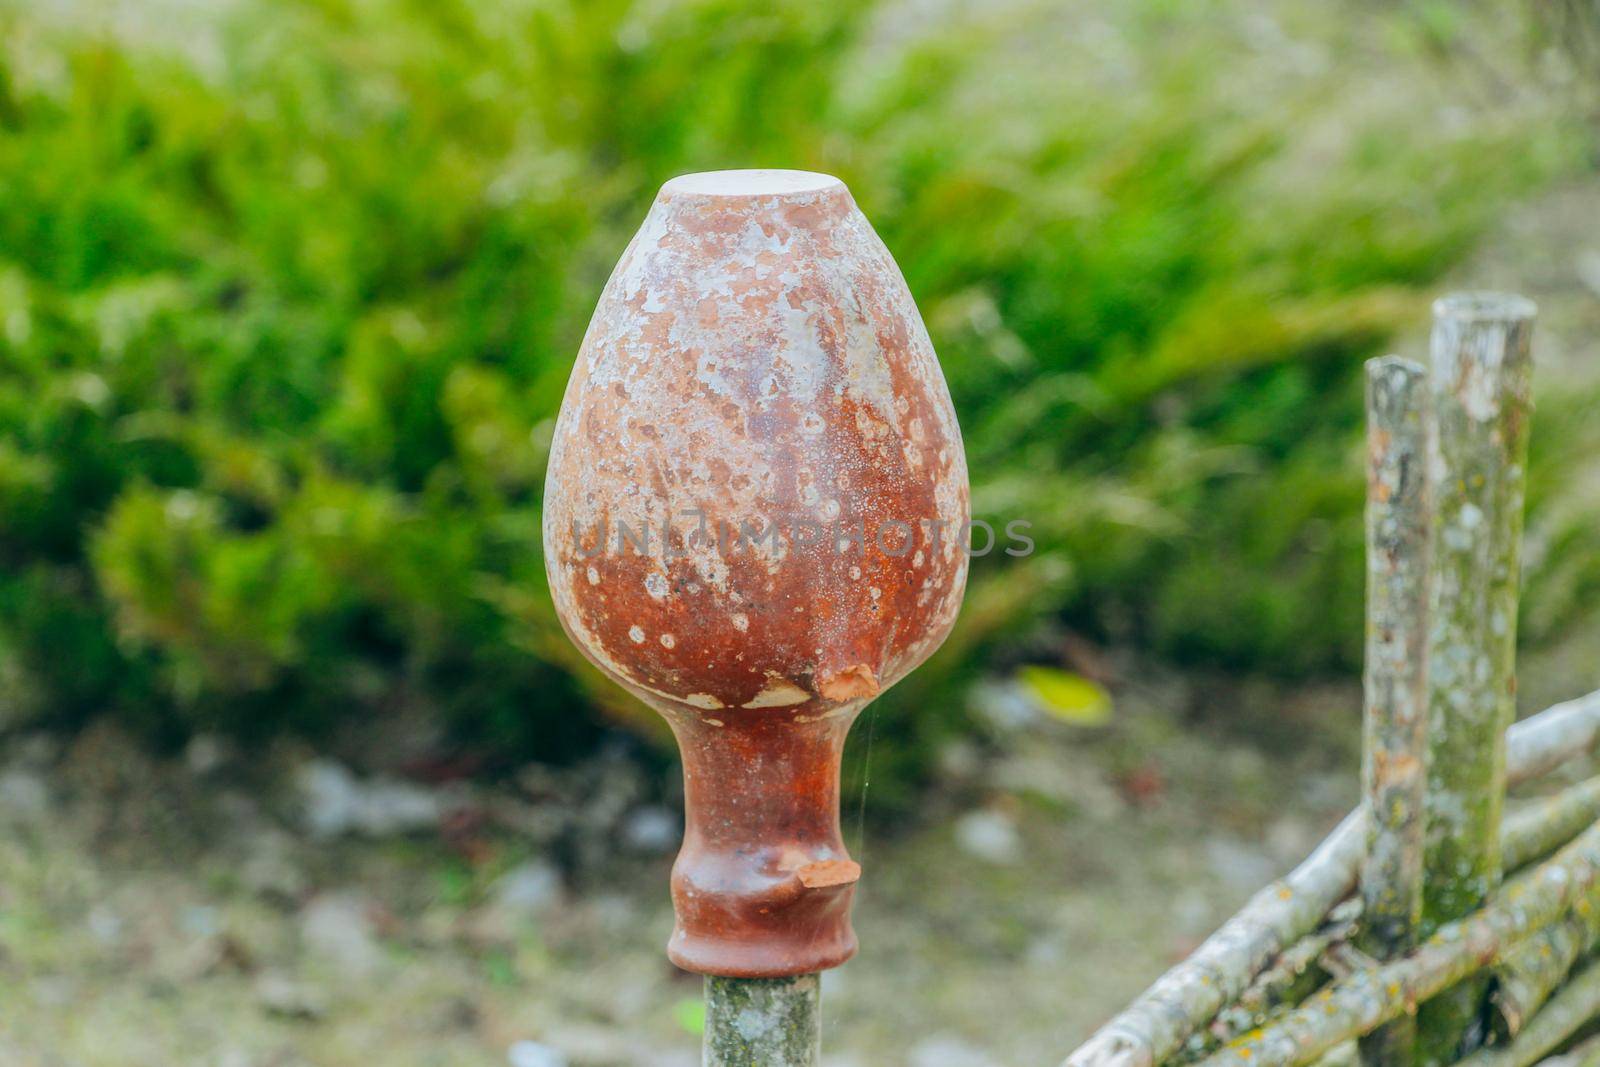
{"left": 0, "top": 0, "right": 1595, "bottom": 784}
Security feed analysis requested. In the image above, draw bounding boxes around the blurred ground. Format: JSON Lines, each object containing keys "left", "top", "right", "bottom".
{"left": 0, "top": 654, "right": 1370, "bottom": 1067}
{"left": 1, "top": 568, "right": 1595, "bottom": 1067}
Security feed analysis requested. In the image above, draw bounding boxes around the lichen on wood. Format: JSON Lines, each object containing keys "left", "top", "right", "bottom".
{"left": 1417, "top": 292, "right": 1537, "bottom": 1066}
{"left": 703, "top": 974, "right": 821, "bottom": 1067}
{"left": 1503, "top": 778, "right": 1600, "bottom": 874}
{"left": 1463, "top": 959, "right": 1600, "bottom": 1067}
{"left": 1058, "top": 688, "right": 1600, "bottom": 1067}
{"left": 1532, "top": 1031, "right": 1600, "bottom": 1067}
{"left": 1357, "top": 355, "right": 1431, "bottom": 1067}
{"left": 1184, "top": 784, "right": 1600, "bottom": 1066}
{"left": 1192, "top": 821, "right": 1600, "bottom": 1067}
{"left": 1492, "top": 882, "right": 1600, "bottom": 1037}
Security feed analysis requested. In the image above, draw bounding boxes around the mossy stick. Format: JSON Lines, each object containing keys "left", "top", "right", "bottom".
{"left": 1532, "top": 1032, "right": 1600, "bottom": 1067}
{"left": 704, "top": 974, "right": 821, "bottom": 1067}
{"left": 1417, "top": 292, "right": 1537, "bottom": 1066}
{"left": 1503, "top": 778, "right": 1600, "bottom": 873}
{"left": 1192, "top": 785, "right": 1600, "bottom": 1061}
{"left": 1192, "top": 821, "right": 1600, "bottom": 1067}
{"left": 1490, "top": 898, "right": 1600, "bottom": 1038}
{"left": 1462, "top": 959, "right": 1600, "bottom": 1067}
{"left": 1357, "top": 356, "right": 1432, "bottom": 1067}
{"left": 1059, "top": 688, "right": 1600, "bottom": 1067}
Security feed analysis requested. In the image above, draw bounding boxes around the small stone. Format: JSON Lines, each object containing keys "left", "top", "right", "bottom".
{"left": 240, "top": 828, "right": 308, "bottom": 902}
{"left": 936, "top": 739, "right": 982, "bottom": 779}
{"left": 299, "top": 893, "right": 383, "bottom": 975}
{"left": 185, "top": 733, "right": 231, "bottom": 775}
{"left": 87, "top": 904, "right": 124, "bottom": 946}
{"left": 0, "top": 769, "right": 49, "bottom": 821}
{"left": 357, "top": 778, "right": 444, "bottom": 835}
{"left": 969, "top": 677, "right": 1039, "bottom": 732}
{"left": 295, "top": 758, "right": 442, "bottom": 838}
{"left": 255, "top": 972, "right": 328, "bottom": 1020}
{"left": 494, "top": 859, "right": 563, "bottom": 916}
{"left": 507, "top": 1040, "right": 568, "bottom": 1067}
{"left": 953, "top": 809, "right": 1023, "bottom": 866}
{"left": 911, "top": 1036, "right": 998, "bottom": 1067}
{"left": 296, "top": 759, "right": 363, "bottom": 838}
{"left": 621, "top": 806, "right": 679, "bottom": 854}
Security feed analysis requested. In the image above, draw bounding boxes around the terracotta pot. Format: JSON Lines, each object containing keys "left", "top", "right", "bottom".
{"left": 543, "top": 169, "right": 969, "bottom": 977}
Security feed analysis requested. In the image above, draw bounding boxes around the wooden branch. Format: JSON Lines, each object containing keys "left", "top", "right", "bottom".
{"left": 1533, "top": 1032, "right": 1600, "bottom": 1067}
{"left": 704, "top": 975, "right": 820, "bottom": 1066}
{"left": 1504, "top": 778, "right": 1600, "bottom": 874}
{"left": 1192, "top": 785, "right": 1600, "bottom": 1059}
{"left": 1505, "top": 692, "right": 1600, "bottom": 785}
{"left": 1191, "top": 821, "right": 1600, "bottom": 1067}
{"left": 1358, "top": 355, "right": 1431, "bottom": 1067}
{"left": 1190, "top": 903, "right": 1362, "bottom": 1060}
{"left": 1418, "top": 292, "right": 1537, "bottom": 1065}
{"left": 1492, "top": 863, "right": 1600, "bottom": 1038}
{"left": 1058, "top": 689, "right": 1600, "bottom": 1067}
{"left": 1465, "top": 959, "right": 1600, "bottom": 1067}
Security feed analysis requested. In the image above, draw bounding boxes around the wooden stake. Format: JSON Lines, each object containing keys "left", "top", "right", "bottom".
{"left": 1192, "top": 821, "right": 1600, "bottom": 1067}
{"left": 704, "top": 974, "right": 821, "bottom": 1067}
{"left": 1058, "top": 689, "right": 1600, "bottom": 1067}
{"left": 1357, "top": 356, "right": 1432, "bottom": 1067}
{"left": 1418, "top": 293, "right": 1536, "bottom": 1066}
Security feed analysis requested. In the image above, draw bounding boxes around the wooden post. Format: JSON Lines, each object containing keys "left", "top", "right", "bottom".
{"left": 704, "top": 975, "right": 822, "bottom": 1067}
{"left": 1357, "top": 356, "right": 1431, "bottom": 1067}
{"left": 1417, "top": 292, "right": 1536, "bottom": 1066}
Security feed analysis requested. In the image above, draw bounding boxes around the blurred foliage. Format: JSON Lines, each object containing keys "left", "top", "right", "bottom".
{"left": 0, "top": 0, "right": 1596, "bottom": 793}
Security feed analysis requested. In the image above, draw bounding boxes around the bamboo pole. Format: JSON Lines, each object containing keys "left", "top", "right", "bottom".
{"left": 703, "top": 974, "right": 821, "bottom": 1066}
{"left": 1357, "top": 356, "right": 1432, "bottom": 1067}
{"left": 1463, "top": 959, "right": 1600, "bottom": 1067}
{"left": 1190, "top": 821, "right": 1600, "bottom": 1067}
{"left": 1417, "top": 292, "right": 1537, "bottom": 1066}
{"left": 1059, "top": 689, "right": 1600, "bottom": 1067}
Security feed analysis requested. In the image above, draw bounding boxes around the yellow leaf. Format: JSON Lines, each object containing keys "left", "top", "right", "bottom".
{"left": 1017, "top": 666, "right": 1113, "bottom": 726}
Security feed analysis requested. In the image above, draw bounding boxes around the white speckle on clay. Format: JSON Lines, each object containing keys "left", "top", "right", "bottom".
{"left": 644, "top": 572, "right": 669, "bottom": 600}
{"left": 849, "top": 566, "right": 861, "bottom": 580}
{"left": 731, "top": 613, "right": 749, "bottom": 632}
{"left": 587, "top": 566, "right": 600, "bottom": 585}
{"left": 629, "top": 626, "right": 646, "bottom": 644}
{"left": 660, "top": 633, "right": 676, "bottom": 649}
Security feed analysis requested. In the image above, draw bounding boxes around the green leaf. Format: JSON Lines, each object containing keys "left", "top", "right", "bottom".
{"left": 673, "top": 997, "right": 707, "bottom": 1037}
{"left": 1017, "top": 666, "right": 1113, "bottom": 726}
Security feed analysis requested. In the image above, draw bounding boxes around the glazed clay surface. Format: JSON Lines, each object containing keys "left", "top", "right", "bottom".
{"left": 544, "top": 169, "right": 968, "bottom": 977}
